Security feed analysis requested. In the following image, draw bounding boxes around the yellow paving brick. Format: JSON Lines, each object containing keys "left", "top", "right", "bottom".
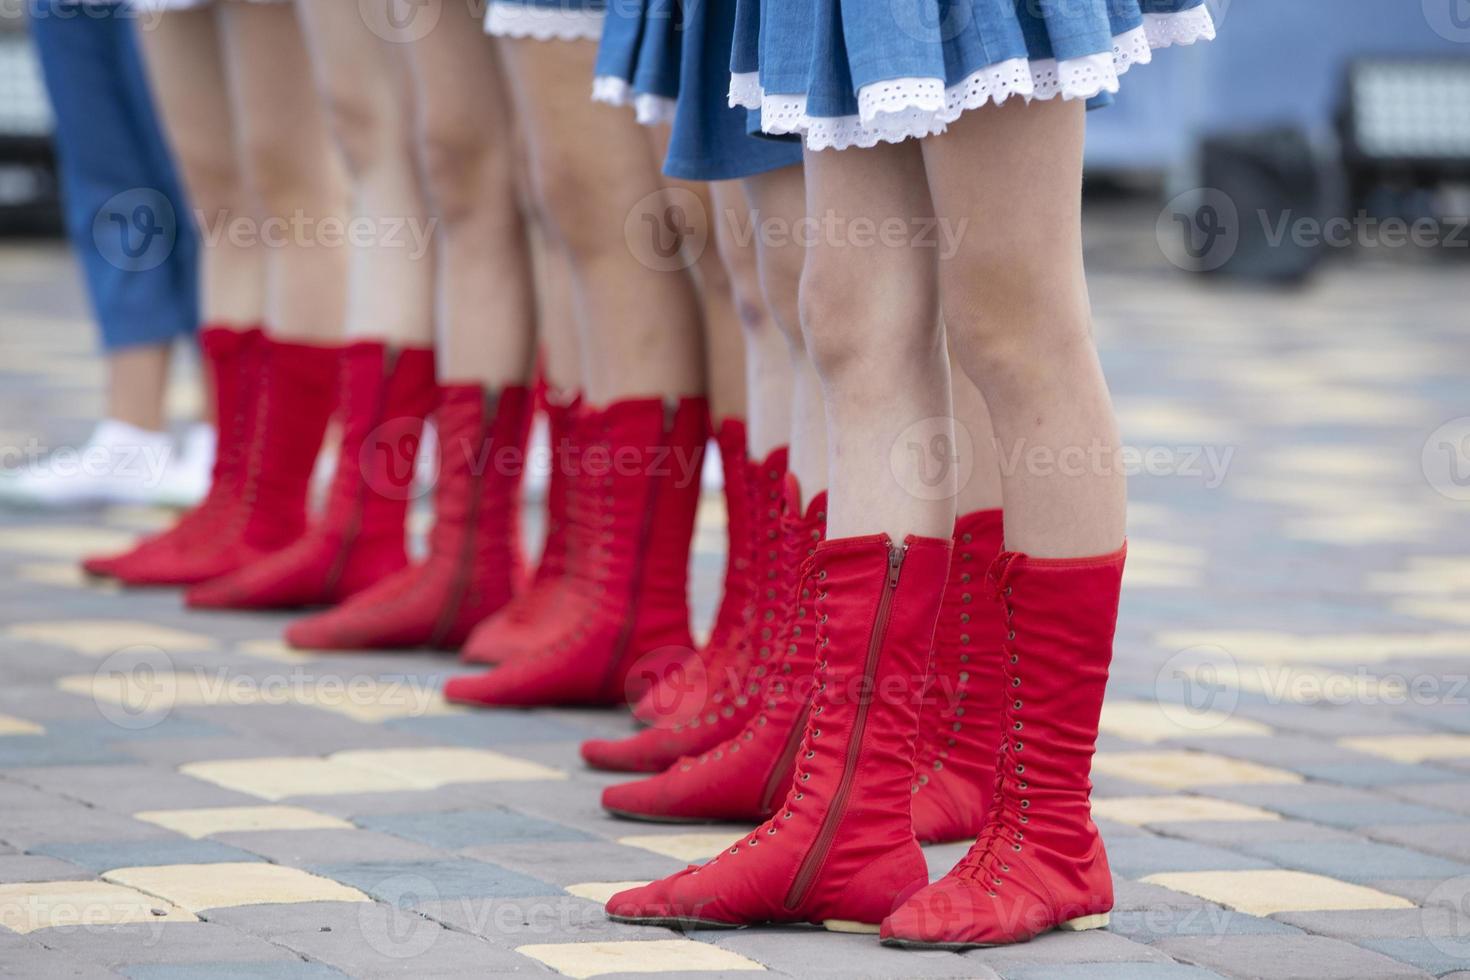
{"left": 234, "top": 639, "right": 311, "bottom": 663}
{"left": 12, "top": 620, "right": 215, "bottom": 656}
{"left": 617, "top": 833, "right": 742, "bottom": 863}
{"left": 100, "top": 505, "right": 176, "bottom": 532}
{"left": 564, "top": 881, "right": 651, "bottom": 905}
{"left": 331, "top": 747, "right": 564, "bottom": 785}
{"left": 0, "top": 881, "right": 196, "bottom": 933}
{"left": 1143, "top": 870, "right": 1414, "bottom": 916}
{"left": 14, "top": 562, "right": 120, "bottom": 593}
{"left": 1153, "top": 630, "right": 1470, "bottom": 665}
{"left": 1092, "top": 796, "right": 1281, "bottom": 826}
{"left": 60, "top": 670, "right": 264, "bottom": 713}
{"left": 0, "top": 713, "right": 43, "bottom": 735}
{"left": 293, "top": 681, "right": 462, "bottom": 723}
{"left": 104, "top": 862, "right": 370, "bottom": 911}
{"left": 517, "top": 940, "right": 765, "bottom": 978}
{"left": 0, "top": 526, "right": 136, "bottom": 559}
{"left": 179, "top": 757, "right": 417, "bottom": 801}
{"left": 1391, "top": 597, "right": 1470, "bottom": 626}
{"left": 1263, "top": 446, "right": 1399, "bottom": 479}
{"left": 1100, "top": 700, "right": 1271, "bottom": 743}
{"left": 180, "top": 748, "right": 564, "bottom": 800}
{"left": 1092, "top": 751, "right": 1302, "bottom": 790}
{"left": 134, "top": 805, "right": 355, "bottom": 838}
{"left": 1285, "top": 512, "right": 1434, "bottom": 545}
{"left": 1367, "top": 557, "right": 1470, "bottom": 595}
{"left": 1338, "top": 734, "right": 1470, "bottom": 764}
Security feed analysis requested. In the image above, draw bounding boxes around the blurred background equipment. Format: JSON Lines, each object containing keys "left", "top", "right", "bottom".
{"left": 0, "top": 16, "right": 58, "bottom": 234}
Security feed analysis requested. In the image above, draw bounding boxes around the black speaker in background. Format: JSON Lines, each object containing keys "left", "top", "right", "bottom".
{"left": 1191, "top": 126, "right": 1329, "bottom": 285}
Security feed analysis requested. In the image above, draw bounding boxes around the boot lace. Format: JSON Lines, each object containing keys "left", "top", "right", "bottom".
{"left": 913, "top": 527, "right": 978, "bottom": 796}
{"left": 954, "top": 552, "right": 1027, "bottom": 896}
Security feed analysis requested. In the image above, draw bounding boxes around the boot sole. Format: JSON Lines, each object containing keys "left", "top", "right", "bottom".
{"left": 607, "top": 914, "right": 879, "bottom": 934}
{"left": 879, "top": 912, "right": 1110, "bottom": 951}
{"left": 603, "top": 807, "right": 740, "bottom": 825}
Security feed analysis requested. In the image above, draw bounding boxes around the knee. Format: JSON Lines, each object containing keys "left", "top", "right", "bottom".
{"left": 800, "top": 257, "right": 941, "bottom": 386}
{"left": 526, "top": 160, "right": 613, "bottom": 260}
{"left": 419, "top": 121, "right": 516, "bottom": 227}
{"left": 238, "top": 127, "right": 306, "bottom": 213}
{"left": 318, "top": 82, "right": 393, "bottom": 178}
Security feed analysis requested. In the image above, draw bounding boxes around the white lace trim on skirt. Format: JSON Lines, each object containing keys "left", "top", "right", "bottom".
{"left": 729, "top": 6, "right": 1215, "bottom": 151}
{"left": 484, "top": 3, "right": 605, "bottom": 41}
{"left": 591, "top": 76, "right": 679, "bottom": 126}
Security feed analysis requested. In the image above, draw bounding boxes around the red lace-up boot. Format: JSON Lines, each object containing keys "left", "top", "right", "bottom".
{"left": 606, "top": 533, "right": 951, "bottom": 932}
{"left": 283, "top": 384, "right": 532, "bottom": 651}
{"left": 460, "top": 393, "right": 581, "bottom": 664}
{"left": 186, "top": 342, "right": 435, "bottom": 609}
{"left": 443, "top": 396, "right": 707, "bottom": 708}
{"left": 84, "top": 325, "right": 264, "bottom": 580}
{"left": 627, "top": 418, "right": 761, "bottom": 725}
{"left": 581, "top": 464, "right": 806, "bottom": 773}
{"left": 911, "top": 509, "right": 1007, "bottom": 844}
{"left": 881, "top": 544, "right": 1127, "bottom": 949}
{"left": 100, "top": 335, "right": 338, "bottom": 586}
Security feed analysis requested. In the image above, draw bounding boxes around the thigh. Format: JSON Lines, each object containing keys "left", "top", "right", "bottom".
{"left": 404, "top": 1, "right": 515, "bottom": 140}
{"left": 920, "top": 99, "right": 1088, "bottom": 302}
{"left": 217, "top": 0, "right": 331, "bottom": 167}
{"left": 134, "top": 7, "right": 236, "bottom": 193}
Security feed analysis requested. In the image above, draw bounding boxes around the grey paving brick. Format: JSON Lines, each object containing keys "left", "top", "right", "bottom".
{"left": 1272, "top": 907, "right": 1470, "bottom": 941}
{"left": 1365, "top": 822, "right": 1470, "bottom": 863}
{"left": 1149, "top": 819, "right": 1360, "bottom": 848}
{"left": 712, "top": 927, "right": 1001, "bottom": 978}
{"left": 1237, "top": 839, "right": 1470, "bottom": 884}
{"left": 1292, "top": 761, "right": 1465, "bottom": 788}
{"left": 31, "top": 838, "right": 264, "bottom": 874}
{"left": 309, "top": 859, "right": 562, "bottom": 900}
{"left": 1109, "top": 904, "right": 1300, "bottom": 943}
{"left": 198, "top": 902, "right": 373, "bottom": 935}
{"left": 34, "top": 922, "right": 298, "bottom": 969}
{"left": 1100, "top": 838, "right": 1275, "bottom": 879}
{"left": 1154, "top": 934, "right": 1434, "bottom": 980}
{"left": 1270, "top": 801, "right": 1466, "bottom": 830}
{"left": 0, "top": 735, "right": 130, "bottom": 768}
{"left": 415, "top": 894, "right": 654, "bottom": 947}
{"left": 457, "top": 841, "right": 687, "bottom": 886}
{"left": 112, "top": 736, "right": 300, "bottom": 768}
{"left": 122, "top": 964, "right": 348, "bottom": 980}
{"left": 262, "top": 902, "right": 545, "bottom": 977}
{"left": 1001, "top": 965, "right": 1229, "bottom": 980}
{"left": 1385, "top": 782, "right": 1470, "bottom": 817}
{"left": 384, "top": 713, "right": 588, "bottom": 746}
{"left": 952, "top": 929, "right": 1172, "bottom": 970}
{"left": 1358, "top": 938, "right": 1470, "bottom": 977}
{"left": 0, "top": 803, "right": 172, "bottom": 847}
{"left": 13, "top": 764, "right": 259, "bottom": 812}
{"left": 354, "top": 808, "right": 595, "bottom": 850}
{"left": 213, "top": 829, "right": 448, "bottom": 867}
{"left": 0, "top": 853, "right": 92, "bottom": 882}
{"left": 0, "top": 940, "right": 122, "bottom": 978}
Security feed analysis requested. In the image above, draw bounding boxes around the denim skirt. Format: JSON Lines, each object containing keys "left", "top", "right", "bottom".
{"left": 484, "top": 0, "right": 606, "bottom": 41}
{"left": 730, "top": 0, "right": 1216, "bottom": 150}
{"left": 594, "top": 0, "right": 803, "bottom": 181}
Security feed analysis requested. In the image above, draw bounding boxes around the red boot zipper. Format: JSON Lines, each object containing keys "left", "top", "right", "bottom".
{"left": 785, "top": 541, "right": 907, "bottom": 911}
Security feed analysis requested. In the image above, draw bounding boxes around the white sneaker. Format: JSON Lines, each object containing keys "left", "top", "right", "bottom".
{"left": 152, "top": 422, "right": 216, "bottom": 509}
{"left": 0, "top": 420, "right": 177, "bottom": 509}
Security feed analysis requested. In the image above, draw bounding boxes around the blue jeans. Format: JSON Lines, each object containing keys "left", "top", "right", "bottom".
{"left": 28, "top": 1, "right": 198, "bottom": 351}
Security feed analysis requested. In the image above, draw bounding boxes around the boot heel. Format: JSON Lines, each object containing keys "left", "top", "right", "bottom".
{"left": 823, "top": 920, "right": 880, "bottom": 934}
{"left": 1058, "top": 912, "right": 1109, "bottom": 932}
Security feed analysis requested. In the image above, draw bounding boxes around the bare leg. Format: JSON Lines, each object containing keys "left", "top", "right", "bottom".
{"left": 741, "top": 166, "right": 824, "bottom": 491}
{"left": 292, "top": 0, "right": 432, "bottom": 346}
{"left": 535, "top": 234, "right": 582, "bottom": 396}
{"left": 949, "top": 352, "right": 1003, "bottom": 514}
{"left": 136, "top": 6, "right": 264, "bottom": 328}
{"left": 497, "top": 37, "right": 702, "bottom": 405}
{"left": 683, "top": 178, "right": 743, "bottom": 424}
{"left": 404, "top": 3, "right": 534, "bottom": 385}
{"left": 106, "top": 347, "right": 170, "bottom": 431}
{"left": 801, "top": 142, "right": 954, "bottom": 541}
{"left": 218, "top": 1, "right": 349, "bottom": 342}
{"left": 923, "top": 100, "right": 1124, "bottom": 556}
{"left": 706, "top": 181, "right": 774, "bottom": 439}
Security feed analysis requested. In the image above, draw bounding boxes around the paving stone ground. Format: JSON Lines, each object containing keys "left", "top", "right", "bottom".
{"left": 1, "top": 224, "right": 1469, "bottom": 979}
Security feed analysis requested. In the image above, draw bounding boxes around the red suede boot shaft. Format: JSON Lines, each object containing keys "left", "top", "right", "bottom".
{"left": 185, "top": 343, "right": 435, "bottom": 609}
{"left": 582, "top": 463, "right": 803, "bottom": 773}
{"left": 443, "top": 397, "right": 708, "bottom": 708}
{"left": 881, "top": 544, "right": 1127, "bottom": 948}
{"left": 460, "top": 393, "right": 583, "bottom": 664}
{"left": 283, "top": 384, "right": 532, "bottom": 651}
{"left": 911, "top": 509, "right": 1006, "bottom": 843}
{"left": 629, "top": 439, "right": 786, "bottom": 727}
{"left": 84, "top": 325, "right": 265, "bottom": 580}
{"left": 597, "top": 481, "right": 827, "bottom": 812}
{"left": 605, "top": 533, "right": 950, "bottom": 930}
{"left": 705, "top": 419, "right": 755, "bottom": 658}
